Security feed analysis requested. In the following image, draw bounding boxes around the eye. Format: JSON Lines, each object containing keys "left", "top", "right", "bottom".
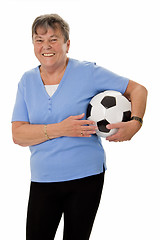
{"left": 50, "top": 38, "right": 57, "bottom": 42}
{"left": 36, "top": 39, "right": 43, "bottom": 43}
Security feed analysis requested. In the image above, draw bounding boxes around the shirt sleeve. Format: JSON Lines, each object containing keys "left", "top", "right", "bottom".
{"left": 11, "top": 75, "right": 30, "bottom": 122}
{"left": 93, "top": 63, "right": 129, "bottom": 94}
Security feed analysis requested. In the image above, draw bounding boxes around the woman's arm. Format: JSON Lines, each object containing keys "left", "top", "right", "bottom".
{"left": 12, "top": 121, "right": 61, "bottom": 147}
{"left": 106, "top": 80, "right": 148, "bottom": 142}
{"left": 123, "top": 80, "right": 148, "bottom": 119}
{"left": 12, "top": 114, "right": 97, "bottom": 147}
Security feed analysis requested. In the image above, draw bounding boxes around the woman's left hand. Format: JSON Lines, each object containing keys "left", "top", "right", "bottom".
{"left": 106, "top": 120, "right": 141, "bottom": 142}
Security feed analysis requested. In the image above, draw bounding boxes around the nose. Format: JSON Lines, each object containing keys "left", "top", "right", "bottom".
{"left": 42, "top": 41, "right": 52, "bottom": 50}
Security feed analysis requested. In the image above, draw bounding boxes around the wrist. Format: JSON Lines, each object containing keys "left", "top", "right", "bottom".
{"left": 45, "top": 123, "right": 62, "bottom": 139}
{"left": 44, "top": 125, "right": 50, "bottom": 140}
{"left": 130, "top": 116, "right": 143, "bottom": 127}
{"left": 130, "top": 119, "right": 142, "bottom": 131}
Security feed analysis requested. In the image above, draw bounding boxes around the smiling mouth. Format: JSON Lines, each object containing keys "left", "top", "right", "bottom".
{"left": 42, "top": 53, "right": 55, "bottom": 57}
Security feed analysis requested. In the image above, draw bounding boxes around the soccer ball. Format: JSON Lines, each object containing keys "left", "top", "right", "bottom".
{"left": 86, "top": 90, "right": 131, "bottom": 138}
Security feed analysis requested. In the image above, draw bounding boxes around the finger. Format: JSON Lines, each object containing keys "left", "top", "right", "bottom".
{"left": 80, "top": 130, "right": 96, "bottom": 137}
{"left": 79, "top": 131, "right": 92, "bottom": 137}
{"left": 106, "top": 138, "right": 119, "bottom": 142}
{"left": 79, "top": 120, "right": 96, "bottom": 126}
{"left": 106, "top": 132, "right": 120, "bottom": 141}
{"left": 71, "top": 114, "right": 96, "bottom": 125}
{"left": 106, "top": 122, "right": 123, "bottom": 130}
{"left": 71, "top": 113, "right": 85, "bottom": 120}
{"left": 81, "top": 125, "right": 98, "bottom": 131}
{"left": 71, "top": 114, "right": 95, "bottom": 125}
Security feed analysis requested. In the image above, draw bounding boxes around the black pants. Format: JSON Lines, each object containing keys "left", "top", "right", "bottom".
{"left": 26, "top": 171, "right": 105, "bottom": 240}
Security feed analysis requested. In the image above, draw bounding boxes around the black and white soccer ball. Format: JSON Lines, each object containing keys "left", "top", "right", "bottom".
{"left": 86, "top": 90, "right": 131, "bottom": 138}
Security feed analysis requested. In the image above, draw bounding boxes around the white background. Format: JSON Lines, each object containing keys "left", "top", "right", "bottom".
{"left": 0, "top": 0, "right": 159, "bottom": 239}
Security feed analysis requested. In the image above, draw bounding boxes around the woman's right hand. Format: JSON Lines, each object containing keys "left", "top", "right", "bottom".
{"left": 59, "top": 113, "right": 98, "bottom": 137}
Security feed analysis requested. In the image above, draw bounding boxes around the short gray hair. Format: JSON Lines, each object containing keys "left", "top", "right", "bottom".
{"left": 32, "top": 14, "right": 70, "bottom": 42}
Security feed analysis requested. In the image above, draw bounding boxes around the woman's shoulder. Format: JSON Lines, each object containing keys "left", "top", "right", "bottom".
{"left": 19, "top": 66, "right": 40, "bottom": 86}
{"left": 22, "top": 66, "right": 39, "bottom": 78}
{"left": 69, "top": 58, "right": 96, "bottom": 71}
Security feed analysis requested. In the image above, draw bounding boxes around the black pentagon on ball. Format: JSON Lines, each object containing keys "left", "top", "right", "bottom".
{"left": 122, "top": 111, "right": 131, "bottom": 122}
{"left": 97, "top": 119, "right": 110, "bottom": 133}
{"left": 86, "top": 103, "right": 92, "bottom": 118}
{"left": 101, "top": 96, "right": 116, "bottom": 109}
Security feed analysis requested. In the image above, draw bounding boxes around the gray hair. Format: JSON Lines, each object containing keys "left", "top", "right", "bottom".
{"left": 32, "top": 14, "right": 70, "bottom": 43}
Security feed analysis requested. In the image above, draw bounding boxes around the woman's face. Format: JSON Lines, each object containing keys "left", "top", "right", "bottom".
{"left": 33, "top": 26, "right": 70, "bottom": 70}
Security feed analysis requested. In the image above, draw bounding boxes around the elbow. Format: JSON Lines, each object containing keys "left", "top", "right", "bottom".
{"left": 12, "top": 136, "right": 18, "bottom": 145}
{"left": 135, "top": 81, "right": 148, "bottom": 94}
{"left": 12, "top": 129, "right": 19, "bottom": 145}
{"left": 140, "top": 83, "right": 148, "bottom": 96}
{"left": 12, "top": 136, "right": 21, "bottom": 146}
{"left": 140, "top": 84, "right": 148, "bottom": 101}
{"left": 144, "top": 86, "right": 148, "bottom": 97}
{"left": 134, "top": 82, "right": 148, "bottom": 98}
{"left": 12, "top": 122, "right": 29, "bottom": 147}
{"left": 124, "top": 80, "right": 148, "bottom": 100}
{"left": 12, "top": 135, "right": 27, "bottom": 147}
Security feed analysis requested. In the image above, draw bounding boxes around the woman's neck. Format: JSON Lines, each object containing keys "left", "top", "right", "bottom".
{"left": 40, "top": 57, "right": 69, "bottom": 85}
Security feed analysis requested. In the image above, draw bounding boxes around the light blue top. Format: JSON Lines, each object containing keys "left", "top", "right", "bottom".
{"left": 12, "top": 58, "right": 129, "bottom": 182}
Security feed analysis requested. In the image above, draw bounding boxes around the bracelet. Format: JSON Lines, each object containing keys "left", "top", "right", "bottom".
{"left": 44, "top": 125, "right": 50, "bottom": 140}
{"left": 130, "top": 116, "right": 143, "bottom": 126}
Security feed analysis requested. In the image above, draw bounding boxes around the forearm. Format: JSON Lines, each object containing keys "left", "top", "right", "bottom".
{"left": 12, "top": 122, "right": 61, "bottom": 147}
{"left": 12, "top": 114, "right": 97, "bottom": 147}
{"left": 124, "top": 80, "right": 148, "bottom": 119}
{"left": 106, "top": 81, "right": 148, "bottom": 142}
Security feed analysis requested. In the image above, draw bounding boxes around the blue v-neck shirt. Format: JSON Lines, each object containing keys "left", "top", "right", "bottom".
{"left": 12, "top": 58, "right": 129, "bottom": 182}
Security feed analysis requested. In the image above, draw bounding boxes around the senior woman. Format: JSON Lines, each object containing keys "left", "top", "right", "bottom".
{"left": 12, "top": 14, "right": 147, "bottom": 240}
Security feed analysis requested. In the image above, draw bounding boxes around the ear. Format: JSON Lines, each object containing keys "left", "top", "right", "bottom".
{"left": 66, "top": 39, "right": 70, "bottom": 53}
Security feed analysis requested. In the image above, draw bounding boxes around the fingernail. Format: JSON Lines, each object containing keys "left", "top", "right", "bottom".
{"left": 106, "top": 125, "right": 110, "bottom": 129}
